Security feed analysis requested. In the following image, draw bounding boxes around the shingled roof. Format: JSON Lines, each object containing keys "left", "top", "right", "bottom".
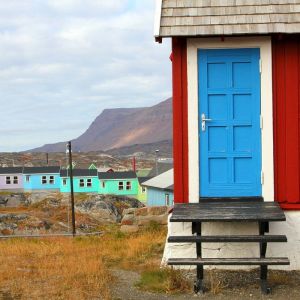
{"left": 0, "top": 167, "right": 23, "bottom": 174}
{"left": 60, "top": 169, "right": 98, "bottom": 177}
{"left": 156, "top": 0, "right": 300, "bottom": 37}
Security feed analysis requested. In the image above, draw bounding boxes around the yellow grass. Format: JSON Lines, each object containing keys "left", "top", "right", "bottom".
{"left": 0, "top": 226, "right": 167, "bottom": 299}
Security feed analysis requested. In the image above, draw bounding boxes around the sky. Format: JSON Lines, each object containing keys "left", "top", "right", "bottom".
{"left": 0, "top": 0, "right": 171, "bottom": 152}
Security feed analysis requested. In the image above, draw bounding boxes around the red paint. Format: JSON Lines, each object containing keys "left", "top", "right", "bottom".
{"left": 172, "top": 37, "right": 189, "bottom": 204}
{"left": 132, "top": 156, "right": 136, "bottom": 172}
{"left": 273, "top": 35, "right": 300, "bottom": 208}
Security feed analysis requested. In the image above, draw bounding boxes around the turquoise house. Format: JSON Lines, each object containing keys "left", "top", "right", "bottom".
{"left": 98, "top": 171, "right": 138, "bottom": 197}
{"left": 142, "top": 169, "right": 174, "bottom": 206}
{"left": 60, "top": 169, "right": 98, "bottom": 193}
{"left": 23, "top": 166, "right": 60, "bottom": 191}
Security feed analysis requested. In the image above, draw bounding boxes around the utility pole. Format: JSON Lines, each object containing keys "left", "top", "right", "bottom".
{"left": 67, "top": 141, "right": 76, "bottom": 236}
{"left": 155, "top": 149, "right": 159, "bottom": 176}
{"left": 46, "top": 153, "right": 49, "bottom": 166}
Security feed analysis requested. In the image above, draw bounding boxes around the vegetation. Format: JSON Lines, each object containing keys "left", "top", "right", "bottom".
{"left": 0, "top": 226, "right": 175, "bottom": 299}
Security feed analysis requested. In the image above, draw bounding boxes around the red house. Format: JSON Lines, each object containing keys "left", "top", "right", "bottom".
{"left": 155, "top": 0, "right": 300, "bottom": 294}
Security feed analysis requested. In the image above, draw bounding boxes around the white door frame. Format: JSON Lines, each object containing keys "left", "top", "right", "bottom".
{"left": 187, "top": 36, "right": 274, "bottom": 203}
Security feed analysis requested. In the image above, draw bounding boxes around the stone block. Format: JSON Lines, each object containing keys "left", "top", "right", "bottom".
{"left": 135, "top": 207, "right": 148, "bottom": 216}
{"left": 121, "top": 214, "right": 135, "bottom": 226}
{"left": 122, "top": 208, "right": 136, "bottom": 216}
{"left": 120, "top": 225, "right": 139, "bottom": 233}
{"left": 137, "top": 214, "right": 168, "bottom": 226}
{"left": 148, "top": 206, "right": 168, "bottom": 216}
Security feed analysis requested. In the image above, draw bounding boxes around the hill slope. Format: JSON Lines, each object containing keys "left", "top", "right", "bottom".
{"left": 30, "top": 98, "right": 172, "bottom": 152}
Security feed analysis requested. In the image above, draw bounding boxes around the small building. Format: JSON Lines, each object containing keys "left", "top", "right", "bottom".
{"left": 154, "top": 0, "right": 300, "bottom": 292}
{"left": 0, "top": 167, "right": 23, "bottom": 191}
{"left": 23, "top": 166, "right": 60, "bottom": 191}
{"left": 98, "top": 171, "right": 138, "bottom": 197}
{"left": 142, "top": 169, "right": 174, "bottom": 206}
{"left": 136, "top": 176, "right": 151, "bottom": 202}
{"left": 60, "top": 169, "right": 98, "bottom": 193}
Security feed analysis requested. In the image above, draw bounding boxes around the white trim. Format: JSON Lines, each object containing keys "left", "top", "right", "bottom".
{"left": 187, "top": 36, "right": 274, "bottom": 203}
{"left": 153, "top": 0, "right": 162, "bottom": 37}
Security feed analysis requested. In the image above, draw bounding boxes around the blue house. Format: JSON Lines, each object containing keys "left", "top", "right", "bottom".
{"left": 142, "top": 169, "right": 174, "bottom": 206}
{"left": 23, "top": 166, "right": 60, "bottom": 191}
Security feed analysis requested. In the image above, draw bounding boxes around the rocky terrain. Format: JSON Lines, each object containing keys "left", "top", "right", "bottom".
{"left": 29, "top": 98, "right": 172, "bottom": 153}
{"left": 0, "top": 192, "right": 146, "bottom": 236}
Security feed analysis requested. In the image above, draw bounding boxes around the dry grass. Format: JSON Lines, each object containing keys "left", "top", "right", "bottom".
{"left": 208, "top": 269, "right": 228, "bottom": 295}
{"left": 0, "top": 226, "right": 167, "bottom": 299}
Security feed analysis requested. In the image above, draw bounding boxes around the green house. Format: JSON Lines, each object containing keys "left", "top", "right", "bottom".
{"left": 98, "top": 171, "right": 138, "bottom": 197}
{"left": 60, "top": 169, "right": 98, "bottom": 193}
{"left": 136, "top": 177, "right": 151, "bottom": 202}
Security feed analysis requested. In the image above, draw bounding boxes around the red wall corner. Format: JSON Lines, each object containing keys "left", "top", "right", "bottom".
{"left": 172, "top": 37, "right": 189, "bottom": 204}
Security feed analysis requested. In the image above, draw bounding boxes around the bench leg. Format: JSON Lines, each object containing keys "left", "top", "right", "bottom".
{"left": 194, "top": 266, "right": 204, "bottom": 294}
{"left": 260, "top": 265, "right": 271, "bottom": 294}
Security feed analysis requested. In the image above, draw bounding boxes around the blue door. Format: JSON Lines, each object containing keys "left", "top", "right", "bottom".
{"left": 199, "top": 48, "right": 262, "bottom": 197}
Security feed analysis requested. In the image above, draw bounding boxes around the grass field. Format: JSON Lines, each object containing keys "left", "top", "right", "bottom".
{"left": 0, "top": 225, "right": 170, "bottom": 300}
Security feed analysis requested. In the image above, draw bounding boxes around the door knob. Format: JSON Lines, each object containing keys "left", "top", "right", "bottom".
{"left": 201, "top": 113, "right": 212, "bottom": 131}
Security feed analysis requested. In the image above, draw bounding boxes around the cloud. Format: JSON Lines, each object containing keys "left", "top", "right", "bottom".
{"left": 0, "top": 0, "right": 171, "bottom": 152}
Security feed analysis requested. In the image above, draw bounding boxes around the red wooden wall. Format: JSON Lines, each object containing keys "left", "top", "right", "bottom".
{"left": 172, "top": 37, "right": 189, "bottom": 204}
{"left": 273, "top": 35, "right": 300, "bottom": 209}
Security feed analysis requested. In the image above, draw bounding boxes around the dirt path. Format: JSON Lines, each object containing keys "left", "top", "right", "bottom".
{"left": 111, "top": 269, "right": 300, "bottom": 300}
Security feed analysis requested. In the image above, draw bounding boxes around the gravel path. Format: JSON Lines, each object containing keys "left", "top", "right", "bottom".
{"left": 111, "top": 269, "right": 300, "bottom": 300}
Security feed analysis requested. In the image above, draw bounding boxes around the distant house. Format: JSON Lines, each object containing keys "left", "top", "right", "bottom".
{"left": 97, "top": 167, "right": 114, "bottom": 173}
{"left": 23, "top": 166, "right": 60, "bottom": 191}
{"left": 136, "top": 176, "right": 151, "bottom": 202}
{"left": 98, "top": 171, "right": 138, "bottom": 197}
{"left": 142, "top": 169, "right": 174, "bottom": 206}
{"left": 0, "top": 167, "right": 23, "bottom": 191}
{"left": 60, "top": 169, "right": 98, "bottom": 193}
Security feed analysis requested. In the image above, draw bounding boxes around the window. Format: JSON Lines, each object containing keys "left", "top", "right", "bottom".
{"left": 102, "top": 181, "right": 106, "bottom": 188}
{"left": 79, "top": 179, "right": 85, "bottom": 187}
{"left": 41, "top": 176, "right": 47, "bottom": 184}
{"left": 87, "top": 178, "right": 92, "bottom": 187}
{"left": 63, "top": 178, "right": 67, "bottom": 186}
{"left": 165, "top": 193, "right": 170, "bottom": 206}
{"left": 25, "top": 175, "right": 30, "bottom": 182}
{"left": 118, "top": 181, "right": 124, "bottom": 190}
{"left": 49, "top": 176, "right": 55, "bottom": 184}
{"left": 142, "top": 186, "right": 146, "bottom": 193}
{"left": 126, "top": 181, "right": 131, "bottom": 190}
{"left": 13, "top": 176, "right": 18, "bottom": 184}
{"left": 6, "top": 176, "right": 11, "bottom": 184}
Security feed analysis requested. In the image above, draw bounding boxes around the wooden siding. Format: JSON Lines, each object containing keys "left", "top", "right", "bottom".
{"left": 159, "top": 0, "right": 300, "bottom": 37}
{"left": 273, "top": 35, "right": 300, "bottom": 209}
{"left": 172, "top": 37, "right": 189, "bottom": 204}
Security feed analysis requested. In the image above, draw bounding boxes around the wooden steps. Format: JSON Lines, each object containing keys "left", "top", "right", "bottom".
{"left": 168, "top": 235, "right": 287, "bottom": 243}
{"left": 168, "top": 257, "right": 290, "bottom": 266}
{"left": 167, "top": 199, "right": 290, "bottom": 295}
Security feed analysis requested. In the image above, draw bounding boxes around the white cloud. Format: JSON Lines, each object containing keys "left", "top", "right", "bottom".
{"left": 0, "top": 0, "right": 171, "bottom": 152}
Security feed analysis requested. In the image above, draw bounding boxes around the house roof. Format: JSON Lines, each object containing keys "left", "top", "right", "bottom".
{"left": 23, "top": 166, "right": 60, "bottom": 174}
{"left": 138, "top": 176, "right": 152, "bottom": 185}
{"left": 142, "top": 169, "right": 174, "bottom": 191}
{"left": 0, "top": 167, "right": 23, "bottom": 175}
{"left": 156, "top": 0, "right": 300, "bottom": 37}
{"left": 98, "top": 171, "right": 137, "bottom": 180}
{"left": 148, "top": 161, "right": 173, "bottom": 177}
{"left": 60, "top": 169, "right": 98, "bottom": 177}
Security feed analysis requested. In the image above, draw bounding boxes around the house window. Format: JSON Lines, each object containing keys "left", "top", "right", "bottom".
{"left": 165, "top": 193, "right": 170, "bottom": 206}
{"left": 25, "top": 175, "right": 30, "bottom": 182}
{"left": 13, "top": 176, "right": 18, "bottom": 184}
{"left": 79, "top": 179, "right": 85, "bottom": 187}
{"left": 49, "top": 176, "right": 55, "bottom": 184}
{"left": 41, "top": 176, "right": 47, "bottom": 184}
{"left": 87, "top": 178, "right": 92, "bottom": 187}
{"left": 6, "top": 176, "right": 11, "bottom": 184}
{"left": 62, "top": 178, "right": 67, "bottom": 186}
{"left": 142, "top": 186, "right": 146, "bottom": 193}
{"left": 102, "top": 181, "right": 106, "bottom": 188}
{"left": 118, "top": 181, "right": 124, "bottom": 190}
{"left": 126, "top": 181, "right": 131, "bottom": 190}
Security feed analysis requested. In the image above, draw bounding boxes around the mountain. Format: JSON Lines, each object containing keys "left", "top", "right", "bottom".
{"left": 29, "top": 98, "right": 172, "bottom": 153}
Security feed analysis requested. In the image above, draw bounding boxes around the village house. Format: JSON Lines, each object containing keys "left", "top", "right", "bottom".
{"left": 155, "top": 0, "right": 300, "bottom": 294}
{"left": 0, "top": 167, "right": 23, "bottom": 191}
{"left": 60, "top": 169, "right": 98, "bottom": 193}
{"left": 142, "top": 169, "right": 174, "bottom": 206}
{"left": 23, "top": 166, "right": 60, "bottom": 191}
{"left": 98, "top": 171, "right": 139, "bottom": 197}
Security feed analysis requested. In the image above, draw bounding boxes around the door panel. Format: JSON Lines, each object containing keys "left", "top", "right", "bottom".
{"left": 199, "top": 48, "right": 262, "bottom": 197}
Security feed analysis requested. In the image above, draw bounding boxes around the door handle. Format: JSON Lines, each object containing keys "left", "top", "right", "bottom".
{"left": 201, "top": 113, "right": 212, "bottom": 131}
